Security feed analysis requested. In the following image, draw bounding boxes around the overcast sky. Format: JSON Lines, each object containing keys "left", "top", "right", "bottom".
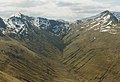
{"left": 0, "top": 0, "right": 120, "bottom": 21}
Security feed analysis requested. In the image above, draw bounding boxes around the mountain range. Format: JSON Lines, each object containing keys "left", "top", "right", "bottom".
{"left": 1, "top": 10, "right": 120, "bottom": 82}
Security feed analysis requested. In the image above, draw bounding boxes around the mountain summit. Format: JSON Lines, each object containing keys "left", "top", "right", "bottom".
{"left": 72, "top": 10, "right": 120, "bottom": 35}
{"left": 2, "top": 13, "right": 70, "bottom": 37}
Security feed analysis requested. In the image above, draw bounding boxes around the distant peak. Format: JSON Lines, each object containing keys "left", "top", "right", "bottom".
{"left": 104, "top": 10, "right": 110, "bottom": 12}
{"left": 0, "top": 17, "right": 3, "bottom": 20}
{"left": 10, "top": 12, "right": 24, "bottom": 18}
{"left": 17, "top": 12, "right": 22, "bottom": 15}
{"left": 57, "top": 19, "right": 67, "bottom": 23}
{"left": 101, "top": 10, "right": 111, "bottom": 14}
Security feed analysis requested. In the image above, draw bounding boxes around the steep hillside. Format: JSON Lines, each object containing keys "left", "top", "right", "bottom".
{"left": 0, "top": 39, "right": 54, "bottom": 82}
{"left": 63, "top": 11, "right": 120, "bottom": 82}
{"left": 63, "top": 10, "right": 120, "bottom": 44}
{"left": 0, "top": 35, "right": 76, "bottom": 82}
{"left": 2, "top": 13, "right": 67, "bottom": 57}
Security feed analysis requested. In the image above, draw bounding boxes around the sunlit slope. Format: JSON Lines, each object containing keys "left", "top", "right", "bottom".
{"left": 63, "top": 29, "right": 120, "bottom": 82}
{"left": 0, "top": 34, "right": 76, "bottom": 82}
{"left": 0, "top": 40, "right": 57, "bottom": 82}
{"left": 0, "top": 71, "right": 22, "bottom": 82}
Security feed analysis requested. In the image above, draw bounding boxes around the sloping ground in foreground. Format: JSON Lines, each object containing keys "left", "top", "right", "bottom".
{"left": 63, "top": 29, "right": 120, "bottom": 82}
{"left": 0, "top": 34, "right": 76, "bottom": 82}
{"left": 0, "top": 71, "right": 21, "bottom": 82}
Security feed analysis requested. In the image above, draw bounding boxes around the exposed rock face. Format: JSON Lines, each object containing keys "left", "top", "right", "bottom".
{"left": 2, "top": 13, "right": 70, "bottom": 37}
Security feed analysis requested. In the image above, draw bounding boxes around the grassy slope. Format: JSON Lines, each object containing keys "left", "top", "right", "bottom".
{"left": 0, "top": 32, "right": 76, "bottom": 82}
{"left": 8, "top": 29, "right": 65, "bottom": 58}
{"left": 63, "top": 28, "right": 120, "bottom": 82}
{"left": 0, "top": 71, "right": 21, "bottom": 82}
{"left": 0, "top": 40, "right": 56, "bottom": 82}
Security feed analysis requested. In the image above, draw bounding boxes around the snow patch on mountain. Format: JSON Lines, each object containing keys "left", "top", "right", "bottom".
{"left": 76, "top": 10, "right": 120, "bottom": 35}
{"left": 10, "top": 12, "right": 22, "bottom": 18}
{"left": 1, "top": 10, "right": 120, "bottom": 36}
{"left": 33, "top": 17, "right": 50, "bottom": 30}
{"left": 5, "top": 16, "right": 27, "bottom": 34}
{"left": 1, "top": 13, "right": 71, "bottom": 36}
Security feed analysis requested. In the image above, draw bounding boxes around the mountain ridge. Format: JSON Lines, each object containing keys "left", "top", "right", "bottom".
{"left": 0, "top": 10, "right": 120, "bottom": 37}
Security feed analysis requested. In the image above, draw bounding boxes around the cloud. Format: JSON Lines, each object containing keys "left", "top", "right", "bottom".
{"left": 0, "top": 0, "right": 120, "bottom": 21}
{"left": 56, "top": 1, "right": 79, "bottom": 7}
{"left": 54, "top": 0, "right": 112, "bottom": 20}
{"left": 14, "top": 0, "right": 48, "bottom": 8}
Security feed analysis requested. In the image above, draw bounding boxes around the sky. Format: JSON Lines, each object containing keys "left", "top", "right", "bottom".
{"left": 0, "top": 0, "right": 120, "bottom": 21}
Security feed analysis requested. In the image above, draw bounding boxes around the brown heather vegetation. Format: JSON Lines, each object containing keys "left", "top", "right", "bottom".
{"left": 63, "top": 28, "right": 120, "bottom": 82}
{"left": 0, "top": 33, "right": 76, "bottom": 82}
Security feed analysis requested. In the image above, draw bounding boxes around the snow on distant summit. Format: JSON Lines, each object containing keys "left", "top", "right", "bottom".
{"left": 74, "top": 10, "right": 120, "bottom": 34}
{"left": 0, "top": 10, "right": 120, "bottom": 36}
{"left": 10, "top": 12, "right": 22, "bottom": 18}
{"left": 1, "top": 13, "right": 70, "bottom": 36}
